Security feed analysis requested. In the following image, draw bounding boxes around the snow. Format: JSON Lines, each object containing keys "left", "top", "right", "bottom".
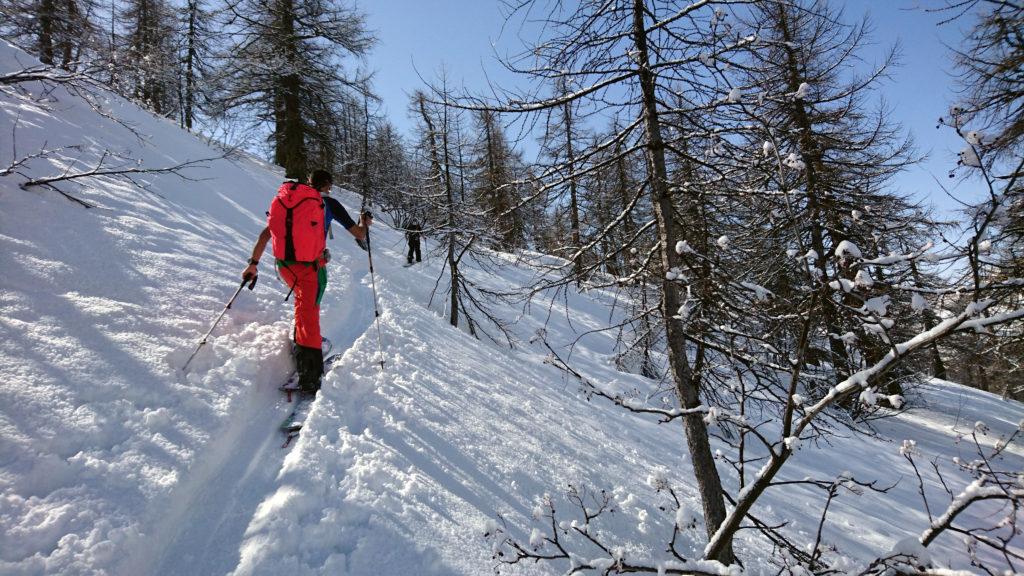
{"left": 835, "top": 239, "right": 862, "bottom": 260}
{"left": 829, "top": 278, "right": 854, "bottom": 293}
{"left": 859, "top": 387, "right": 879, "bottom": 407}
{"left": 891, "top": 536, "right": 931, "bottom": 565}
{"left": 794, "top": 82, "right": 810, "bottom": 99}
{"left": 1, "top": 41, "right": 1022, "bottom": 576}
{"left": 854, "top": 269, "right": 874, "bottom": 288}
{"left": 959, "top": 145, "right": 981, "bottom": 167}
{"left": 675, "top": 504, "right": 699, "bottom": 530}
{"left": 899, "top": 439, "right": 918, "bottom": 457}
{"left": 911, "top": 292, "right": 929, "bottom": 311}
{"left": 783, "top": 152, "right": 806, "bottom": 171}
{"left": 862, "top": 295, "right": 891, "bottom": 316}
{"left": 740, "top": 281, "right": 771, "bottom": 301}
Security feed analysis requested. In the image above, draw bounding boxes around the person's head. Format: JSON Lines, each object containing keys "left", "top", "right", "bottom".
{"left": 309, "top": 169, "right": 333, "bottom": 193}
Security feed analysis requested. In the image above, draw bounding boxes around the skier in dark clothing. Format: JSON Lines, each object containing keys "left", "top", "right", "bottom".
{"left": 242, "top": 169, "right": 371, "bottom": 392}
{"left": 406, "top": 221, "right": 422, "bottom": 265}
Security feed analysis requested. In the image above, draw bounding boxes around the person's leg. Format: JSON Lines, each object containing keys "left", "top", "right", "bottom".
{"left": 415, "top": 242, "right": 422, "bottom": 262}
{"left": 285, "top": 263, "right": 323, "bottom": 390}
{"left": 407, "top": 243, "right": 414, "bottom": 264}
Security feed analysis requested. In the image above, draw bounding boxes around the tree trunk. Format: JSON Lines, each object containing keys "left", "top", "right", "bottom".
{"left": 273, "top": 0, "right": 306, "bottom": 178}
{"left": 910, "top": 262, "right": 948, "bottom": 380}
{"left": 59, "top": 0, "right": 80, "bottom": 69}
{"left": 38, "top": 0, "right": 56, "bottom": 65}
{"left": 441, "top": 104, "right": 460, "bottom": 328}
{"left": 418, "top": 94, "right": 460, "bottom": 328}
{"left": 630, "top": 0, "right": 733, "bottom": 563}
{"left": 562, "top": 95, "right": 583, "bottom": 280}
{"left": 184, "top": 0, "right": 197, "bottom": 131}
{"left": 776, "top": 5, "right": 851, "bottom": 386}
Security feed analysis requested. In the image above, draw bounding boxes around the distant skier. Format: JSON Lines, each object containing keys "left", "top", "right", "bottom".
{"left": 242, "top": 169, "right": 371, "bottom": 392}
{"left": 406, "top": 220, "right": 422, "bottom": 265}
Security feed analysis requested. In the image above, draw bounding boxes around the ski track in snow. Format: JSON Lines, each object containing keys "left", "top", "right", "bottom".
{"left": 130, "top": 250, "right": 377, "bottom": 576}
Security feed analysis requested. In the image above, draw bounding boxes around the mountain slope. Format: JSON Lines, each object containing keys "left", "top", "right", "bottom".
{"left": 0, "top": 40, "right": 330, "bottom": 575}
{"left": 0, "top": 41, "right": 1020, "bottom": 576}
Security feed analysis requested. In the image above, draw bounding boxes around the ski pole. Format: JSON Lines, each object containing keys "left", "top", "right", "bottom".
{"left": 364, "top": 215, "right": 386, "bottom": 372}
{"left": 183, "top": 275, "right": 257, "bottom": 371}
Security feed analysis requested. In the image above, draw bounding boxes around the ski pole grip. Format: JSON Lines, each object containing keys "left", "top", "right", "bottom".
{"left": 247, "top": 275, "right": 258, "bottom": 290}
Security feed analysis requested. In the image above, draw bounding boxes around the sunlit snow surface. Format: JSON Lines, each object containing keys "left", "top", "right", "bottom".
{"left": 0, "top": 40, "right": 1020, "bottom": 575}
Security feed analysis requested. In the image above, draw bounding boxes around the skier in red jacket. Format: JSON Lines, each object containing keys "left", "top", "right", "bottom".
{"left": 242, "top": 169, "right": 371, "bottom": 391}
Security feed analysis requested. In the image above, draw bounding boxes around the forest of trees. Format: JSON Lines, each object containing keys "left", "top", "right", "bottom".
{"left": 2, "top": 0, "right": 1021, "bottom": 572}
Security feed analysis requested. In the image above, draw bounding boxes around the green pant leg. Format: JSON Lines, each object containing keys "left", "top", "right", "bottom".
{"left": 316, "top": 265, "right": 328, "bottom": 306}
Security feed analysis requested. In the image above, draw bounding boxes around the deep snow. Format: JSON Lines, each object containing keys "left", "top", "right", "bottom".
{"left": 0, "top": 40, "right": 1020, "bottom": 576}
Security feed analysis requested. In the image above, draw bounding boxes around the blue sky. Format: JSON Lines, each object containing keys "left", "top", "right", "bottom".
{"left": 362, "top": 1, "right": 979, "bottom": 218}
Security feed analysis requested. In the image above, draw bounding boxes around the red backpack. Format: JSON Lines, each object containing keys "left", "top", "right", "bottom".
{"left": 267, "top": 182, "right": 326, "bottom": 262}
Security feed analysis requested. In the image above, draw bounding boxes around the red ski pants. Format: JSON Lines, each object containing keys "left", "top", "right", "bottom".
{"left": 277, "top": 261, "right": 325, "bottom": 350}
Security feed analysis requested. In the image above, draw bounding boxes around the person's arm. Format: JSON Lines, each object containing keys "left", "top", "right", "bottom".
{"left": 323, "top": 197, "right": 371, "bottom": 240}
{"left": 242, "top": 227, "right": 271, "bottom": 280}
{"left": 349, "top": 212, "right": 372, "bottom": 240}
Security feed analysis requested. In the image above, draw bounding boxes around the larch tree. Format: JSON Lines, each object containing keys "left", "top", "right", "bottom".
{"left": 0, "top": 0, "right": 99, "bottom": 70}
{"left": 472, "top": 109, "right": 525, "bottom": 251}
{"left": 178, "top": 0, "right": 214, "bottom": 131}
{"left": 214, "top": 0, "right": 373, "bottom": 177}
{"left": 724, "top": 1, "right": 936, "bottom": 400}
{"left": 413, "top": 89, "right": 513, "bottom": 344}
{"left": 935, "top": 0, "right": 1024, "bottom": 399}
{"left": 121, "top": 0, "right": 179, "bottom": 116}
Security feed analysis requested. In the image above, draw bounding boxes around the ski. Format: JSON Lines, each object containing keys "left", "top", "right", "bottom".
{"left": 280, "top": 350, "right": 342, "bottom": 448}
{"left": 280, "top": 391, "right": 316, "bottom": 447}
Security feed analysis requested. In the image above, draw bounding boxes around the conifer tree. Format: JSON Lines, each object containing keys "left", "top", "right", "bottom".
{"left": 122, "top": 0, "right": 178, "bottom": 115}
{"left": 472, "top": 110, "right": 524, "bottom": 251}
{"left": 215, "top": 0, "right": 373, "bottom": 177}
{"left": 0, "top": 0, "right": 98, "bottom": 70}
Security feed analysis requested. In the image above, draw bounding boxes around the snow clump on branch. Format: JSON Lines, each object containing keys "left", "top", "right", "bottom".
{"left": 783, "top": 152, "right": 806, "bottom": 170}
{"left": 959, "top": 146, "right": 982, "bottom": 167}
{"left": 675, "top": 240, "right": 693, "bottom": 254}
{"left": 834, "top": 239, "right": 861, "bottom": 260}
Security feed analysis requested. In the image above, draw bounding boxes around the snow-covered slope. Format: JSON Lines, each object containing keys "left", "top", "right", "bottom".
{"left": 1, "top": 41, "right": 1020, "bottom": 576}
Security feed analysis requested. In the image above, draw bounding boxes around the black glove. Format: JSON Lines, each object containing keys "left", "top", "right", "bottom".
{"left": 242, "top": 270, "right": 258, "bottom": 289}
